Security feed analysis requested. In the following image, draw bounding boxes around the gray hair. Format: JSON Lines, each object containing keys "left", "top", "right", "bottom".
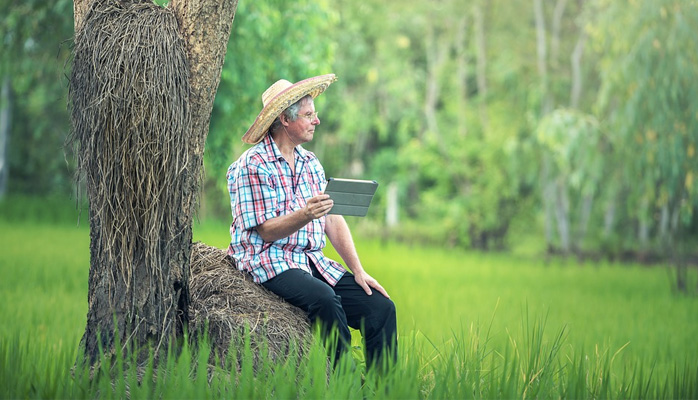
{"left": 268, "top": 95, "right": 312, "bottom": 134}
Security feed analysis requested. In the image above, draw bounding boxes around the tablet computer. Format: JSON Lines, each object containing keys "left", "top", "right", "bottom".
{"left": 324, "top": 178, "right": 379, "bottom": 217}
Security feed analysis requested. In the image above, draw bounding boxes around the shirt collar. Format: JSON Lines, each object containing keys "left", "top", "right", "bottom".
{"left": 261, "top": 133, "right": 312, "bottom": 162}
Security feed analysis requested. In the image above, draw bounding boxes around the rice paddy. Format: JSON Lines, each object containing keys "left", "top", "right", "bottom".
{"left": 1, "top": 218, "right": 697, "bottom": 398}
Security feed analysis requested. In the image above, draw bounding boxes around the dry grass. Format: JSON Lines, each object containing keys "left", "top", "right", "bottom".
{"left": 68, "top": 0, "right": 193, "bottom": 292}
{"left": 189, "top": 243, "right": 311, "bottom": 366}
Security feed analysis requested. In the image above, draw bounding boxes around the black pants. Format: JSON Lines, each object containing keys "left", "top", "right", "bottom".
{"left": 262, "top": 261, "right": 397, "bottom": 368}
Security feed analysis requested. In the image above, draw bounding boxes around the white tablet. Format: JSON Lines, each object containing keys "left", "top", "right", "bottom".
{"left": 324, "top": 178, "right": 379, "bottom": 217}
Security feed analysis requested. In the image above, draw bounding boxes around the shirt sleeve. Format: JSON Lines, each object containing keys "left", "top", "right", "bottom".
{"left": 233, "top": 161, "right": 279, "bottom": 231}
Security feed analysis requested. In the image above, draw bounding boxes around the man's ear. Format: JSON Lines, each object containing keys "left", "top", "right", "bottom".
{"left": 280, "top": 113, "right": 290, "bottom": 127}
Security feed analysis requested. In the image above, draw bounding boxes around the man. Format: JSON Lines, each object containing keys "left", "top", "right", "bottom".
{"left": 227, "top": 74, "right": 397, "bottom": 369}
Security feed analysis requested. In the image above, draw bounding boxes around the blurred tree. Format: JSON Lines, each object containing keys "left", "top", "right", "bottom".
{"left": 592, "top": 0, "right": 698, "bottom": 254}
{"left": 0, "top": 0, "right": 74, "bottom": 197}
{"left": 322, "top": 0, "right": 423, "bottom": 221}
{"left": 531, "top": 0, "right": 598, "bottom": 254}
{"left": 320, "top": 0, "right": 541, "bottom": 249}
{"left": 536, "top": 109, "right": 603, "bottom": 253}
{"left": 3, "top": 0, "right": 697, "bottom": 261}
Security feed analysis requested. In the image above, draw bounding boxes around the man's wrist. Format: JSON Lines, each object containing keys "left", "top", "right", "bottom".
{"left": 298, "top": 207, "right": 315, "bottom": 225}
{"left": 348, "top": 264, "right": 365, "bottom": 275}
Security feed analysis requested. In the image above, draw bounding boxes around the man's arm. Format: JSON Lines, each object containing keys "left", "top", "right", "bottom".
{"left": 325, "top": 214, "right": 390, "bottom": 298}
{"left": 255, "top": 194, "right": 333, "bottom": 242}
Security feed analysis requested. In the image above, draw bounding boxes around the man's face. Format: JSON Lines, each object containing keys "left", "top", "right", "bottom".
{"left": 286, "top": 99, "right": 320, "bottom": 145}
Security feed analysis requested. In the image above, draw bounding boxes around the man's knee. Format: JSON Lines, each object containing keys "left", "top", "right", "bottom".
{"left": 377, "top": 297, "right": 397, "bottom": 322}
{"left": 363, "top": 296, "right": 397, "bottom": 334}
{"left": 382, "top": 297, "right": 396, "bottom": 317}
{"left": 308, "top": 291, "right": 343, "bottom": 316}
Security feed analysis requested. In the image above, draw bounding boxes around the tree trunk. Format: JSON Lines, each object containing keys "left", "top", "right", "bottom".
{"left": 672, "top": 241, "right": 687, "bottom": 293}
{"left": 473, "top": 1, "right": 489, "bottom": 131}
{"left": 0, "top": 76, "right": 11, "bottom": 199}
{"left": 171, "top": 0, "right": 238, "bottom": 161}
{"left": 454, "top": 14, "right": 468, "bottom": 137}
{"left": 72, "top": 0, "right": 237, "bottom": 366}
{"left": 533, "top": 0, "right": 552, "bottom": 115}
{"left": 542, "top": 156, "right": 556, "bottom": 250}
{"left": 659, "top": 202, "right": 670, "bottom": 240}
{"left": 424, "top": 18, "right": 449, "bottom": 157}
{"left": 569, "top": 30, "right": 586, "bottom": 109}
{"left": 554, "top": 180, "right": 571, "bottom": 252}
{"left": 569, "top": 8, "right": 588, "bottom": 250}
{"left": 534, "top": 0, "right": 556, "bottom": 252}
{"left": 386, "top": 181, "right": 399, "bottom": 228}
{"left": 638, "top": 198, "right": 650, "bottom": 247}
{"left": 603, "top": 193, "right": 616, "bottom": 238}
{"left": 550, "top": 0, "right": 568, "bottom": 71}
{"left": 575, "top": 194, "right": 593, "bottom": 252}
{"left": 424, "top": 23, "right": 440, "bottom": 137}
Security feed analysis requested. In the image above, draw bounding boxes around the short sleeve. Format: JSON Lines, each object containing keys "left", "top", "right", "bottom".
{"left": 234, "top": 161, "right": 279, "bottom": 231}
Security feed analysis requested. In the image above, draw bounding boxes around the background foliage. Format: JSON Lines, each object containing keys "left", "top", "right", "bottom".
{"left": 1, "top": 0, "right": 697, "bottom": 259}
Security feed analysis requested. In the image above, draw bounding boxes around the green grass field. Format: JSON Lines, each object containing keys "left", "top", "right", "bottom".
{"left": 1, "top": 218, "right": 697, "bottom": 398}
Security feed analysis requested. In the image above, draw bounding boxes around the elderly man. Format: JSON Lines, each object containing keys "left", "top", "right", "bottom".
{"left": 226, "top": 74, "right": 397, "bottom": 368}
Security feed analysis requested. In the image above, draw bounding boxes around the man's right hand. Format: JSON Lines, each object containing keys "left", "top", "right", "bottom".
{"left": 304, "top": 194, "right": 334, "bottom": 219}
{"left": 256, "top": 194, "right": 334, "bottom": 242}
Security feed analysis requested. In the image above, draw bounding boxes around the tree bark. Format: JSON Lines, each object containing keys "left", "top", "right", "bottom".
{"left": 73, "top": 0, "right": 238, "bottom": 366}
{"left": 73, "top": 0, "right": 91, "bottom": 34}
{"left": 171, "top": 0, "right": 238, "bottom": 160}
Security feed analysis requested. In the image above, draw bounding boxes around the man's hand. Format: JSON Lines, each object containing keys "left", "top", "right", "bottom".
{"left": 324, "top": 213, "right": 390, "bottom": 299}
{"left": 303, "top": 194, "right": 334, "bottom": 219}
{"left": 354, "top": 270, "right": 390, "bottom": 298}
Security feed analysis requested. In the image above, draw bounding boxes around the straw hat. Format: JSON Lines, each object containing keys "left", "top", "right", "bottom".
{"left": 241, "top": 74, "right": 338, "bottom": 144}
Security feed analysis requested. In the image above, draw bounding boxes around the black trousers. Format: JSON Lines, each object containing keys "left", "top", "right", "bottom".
{"left": 262, "top": 260, "right": 397, "bottom": 368}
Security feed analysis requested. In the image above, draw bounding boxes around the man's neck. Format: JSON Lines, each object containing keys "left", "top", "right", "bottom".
{"left": 270, "top": 131, "right": 296, "bottom": 170}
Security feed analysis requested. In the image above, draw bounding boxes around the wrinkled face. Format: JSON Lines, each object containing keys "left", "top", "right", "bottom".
{"left": 284, "top": 98, "right": 320, "bottom": 145}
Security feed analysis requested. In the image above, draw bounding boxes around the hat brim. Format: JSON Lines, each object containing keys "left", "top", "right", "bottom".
{"left": 241, "top": 74, "right": 338, "bottom": 144}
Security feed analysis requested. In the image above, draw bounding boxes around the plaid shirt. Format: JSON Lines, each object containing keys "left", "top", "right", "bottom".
{"left": 227, "top": 134, "right": 346, "bottom": 285}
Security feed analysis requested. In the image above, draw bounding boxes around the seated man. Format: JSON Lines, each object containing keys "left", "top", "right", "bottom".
{"left": 226, "top": 74, "right": 397, "bottom": 368}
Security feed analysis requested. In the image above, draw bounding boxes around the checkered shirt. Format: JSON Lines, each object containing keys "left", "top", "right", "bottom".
{"left": 226, "top": 134, "right": 346, "bottom": 285}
